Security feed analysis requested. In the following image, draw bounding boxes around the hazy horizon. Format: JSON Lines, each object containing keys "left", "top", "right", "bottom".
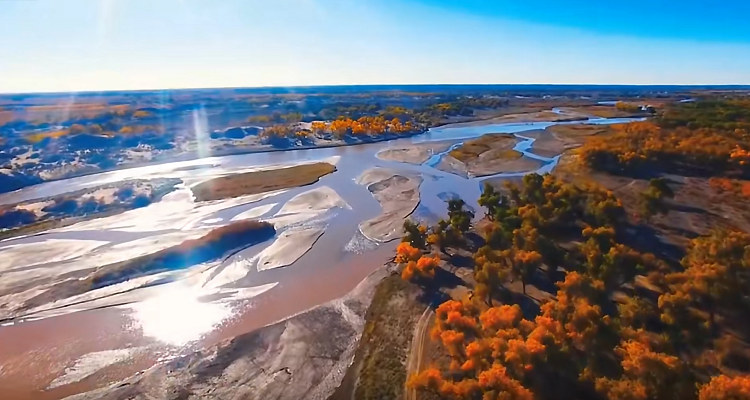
{"left": 4, "top": 83, "right": 750, "bottom": 96}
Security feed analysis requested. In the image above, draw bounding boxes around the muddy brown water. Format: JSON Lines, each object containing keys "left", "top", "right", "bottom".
{"left": 0, "top": 115, "right": 640, "bottom": 398}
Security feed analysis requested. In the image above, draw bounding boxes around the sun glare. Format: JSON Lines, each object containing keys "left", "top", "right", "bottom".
{"left": 128, "top": 283, "right": 232, "bottom": 346}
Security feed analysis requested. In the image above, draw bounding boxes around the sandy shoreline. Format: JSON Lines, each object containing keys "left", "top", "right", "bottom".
{"left": 438, "top": 154, "right": 542, "bottom": 177}
{"left": 357, "top": 168, "right": 422, "bottom": 242}
{"left": 521, "top": 129, "right": 574, "bottom": 158}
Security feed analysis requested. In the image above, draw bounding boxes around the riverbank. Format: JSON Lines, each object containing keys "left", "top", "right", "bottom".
{"left": 0, "top": 107, "right": 589, "bottom": 199}
{"left": 434, "top": 110, "right": 587, "bottom": 129}
{"left": 329, "top": 272, "right": 426, "bottom": 400}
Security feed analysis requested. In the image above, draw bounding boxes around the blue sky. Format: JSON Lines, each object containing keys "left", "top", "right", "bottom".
{"left": 1, "top": 0, "right": 750, "bottom": 92}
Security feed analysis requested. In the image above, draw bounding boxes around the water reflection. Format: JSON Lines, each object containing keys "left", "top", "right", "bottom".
{"left": 126, "top": 283, "right": 231, "bottom": 346}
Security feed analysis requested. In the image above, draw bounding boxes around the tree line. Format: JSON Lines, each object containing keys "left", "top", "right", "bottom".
{"left": 578, "top": 100, "right": 750, "bottom": 178}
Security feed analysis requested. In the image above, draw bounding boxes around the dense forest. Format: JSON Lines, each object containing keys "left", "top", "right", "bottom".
{"left": 579, "top": 100, "right": 750, "bottom": 178}
{"left": 396, "top": 174, "right": 749, "bottom": 400}
{"left": 380, "top": 98, "right": 750, "bottom": 400}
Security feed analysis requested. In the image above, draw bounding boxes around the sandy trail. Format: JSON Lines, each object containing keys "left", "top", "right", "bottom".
{"left": 404, "top": 307, "right": 433, "bottom": 400}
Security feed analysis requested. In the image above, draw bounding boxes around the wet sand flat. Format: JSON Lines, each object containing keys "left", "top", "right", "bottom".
{"left": 521, "top": 129, "right": 574, "bottom": 158}
{"left": 375, "top": 141, "right": 455, "bottom": 164}
{"left": 357, "top": 168, "right": 422, "bottom": 242}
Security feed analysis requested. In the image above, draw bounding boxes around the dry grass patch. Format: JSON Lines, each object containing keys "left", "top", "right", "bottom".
{"left": 546, "top": 123, "right": 614, "bottom": 139}
{"left": 351, "top": 275, "right": 425, "bottom": 400}
{"left": 192, "top": 162, "right": 336, "bottom": 201}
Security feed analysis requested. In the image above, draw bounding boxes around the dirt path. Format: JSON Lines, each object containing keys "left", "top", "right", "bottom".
{"left": 404, "top": 307, "right": 433, "bottom": 400}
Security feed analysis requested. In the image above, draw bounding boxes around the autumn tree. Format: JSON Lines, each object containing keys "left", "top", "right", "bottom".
{"left": 579, "top": 99, "right": 750, "bottom": 177}
{"left": 698, "top": 375, "right": 750, "bottom": 400}
{"left": 474, "top": 246, "right": 510, "bottom": 305}
{"left": 595, "top": 339, "right": 690, "bottom": 400}
{"left": 396, "top": 241, "right": 440, "bottom": 282}
{"left": 395, "top": 242, "right": 421, "bottom": 264}
{"left": 660, "top": 229, "right": 750, "bottom": 332}
{"left": 617, "top": 296, "right": 658, "bottom": 331}
{"left": 639, "top": 177, "right": 675, "bottom": 221}
{"left": 402, "top": 254, "right": 440, "bottom": 282}
{"left": 580, "top": 226, "right": 650, "bottom": 290}
{"left": 615, "top": 101, "right": 643, "bottom": 113}
{"left": 538, "top": 272, "right": 614, "bottom": 354}
{"left": 310, "top": 121, "right": 327, "bottom": 135}
{"left": 511, "top": 249, "right": 543, "bottom": 295}
{"left": 427, "top": 219, "right": 451, "bottom": 255}
{"left": 481, "top": 219, "right": 515, "bottom": 251}
{"left": 476, "top": 364, "right": 534, "bottom": 400}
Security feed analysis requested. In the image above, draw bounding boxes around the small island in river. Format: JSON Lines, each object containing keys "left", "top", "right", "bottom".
{"left": 438, "top": 133, "right": 542, "bottom": 176}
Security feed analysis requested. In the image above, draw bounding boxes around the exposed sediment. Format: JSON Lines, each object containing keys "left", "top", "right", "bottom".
{"left": 356, "top": 168, "right": 422, "bottom": 242}
{"left": 375, "top": 141, "right": 455, "bottom": 165}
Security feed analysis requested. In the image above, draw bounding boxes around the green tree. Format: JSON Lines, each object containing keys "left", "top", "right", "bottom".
{"left": 639, "top": 177, "right": 675, "bottom": 221}
{"left": 427, "top": 219, "right": 450, "bottom": 255}
{"left": 478, "top": 182, "right": 502, "bottom": 220}
{"left": 448, "top": 198, "right": 474, "bottom": 235}
{"left": 402, "top": 219, "right": 427, "bottom": 250}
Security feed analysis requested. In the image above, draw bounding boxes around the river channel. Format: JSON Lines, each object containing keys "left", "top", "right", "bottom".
{"left": 0, "top": 113, "right": 639, "bottom": 399}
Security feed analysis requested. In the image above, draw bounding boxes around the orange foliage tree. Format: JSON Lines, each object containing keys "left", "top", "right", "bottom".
{"left": 659, "top": 229, "right": 750, "bottom": 331}
{"left": 595, "top": 339, "right": 690, "bottom": 400}
{"left": 396, "top": 242, "right": 440, "bottom": 282}
{"left": 579, "top": 113, "right": 750, "bottom": 177}
{"left": 698, "top": 375, "right": 750, "bottom": 400}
